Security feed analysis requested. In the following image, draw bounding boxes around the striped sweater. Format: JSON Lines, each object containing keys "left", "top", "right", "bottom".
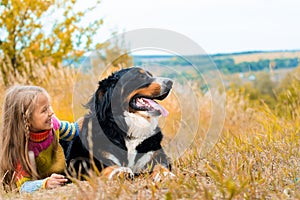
{"left": 15, "top": 116, "right": 79, "bottom": 193}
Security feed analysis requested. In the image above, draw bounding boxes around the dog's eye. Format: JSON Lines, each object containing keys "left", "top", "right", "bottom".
{"left": 139, "top": 74, "right": 147, "bottom": 78}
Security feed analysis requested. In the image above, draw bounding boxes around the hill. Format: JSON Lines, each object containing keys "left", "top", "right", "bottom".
{"left": 214, "top": 50, "right": 300, "bottom": 64}
{"left": 133, "top": 50, "right": 300, "bottom": 74}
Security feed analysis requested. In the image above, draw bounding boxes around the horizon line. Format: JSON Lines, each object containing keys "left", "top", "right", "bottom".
{"left": 131, "top": 49, "right": 300, "bottom": 57}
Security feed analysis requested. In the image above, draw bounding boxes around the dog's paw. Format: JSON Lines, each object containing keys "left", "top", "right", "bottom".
{"left": 102, "top": 165, "right": 134, "bottom": 180}
{"left": 150, "top": 165, "right": 175, "bottom": 182}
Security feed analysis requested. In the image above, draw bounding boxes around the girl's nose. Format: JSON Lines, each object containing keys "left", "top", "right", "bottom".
{"left": 49, "top": 106, "right": 54, "bottom": 116}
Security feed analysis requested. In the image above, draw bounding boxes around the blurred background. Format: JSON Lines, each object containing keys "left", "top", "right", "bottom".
{"left": 1, "top": 0, "right": 300, "bottom": 198}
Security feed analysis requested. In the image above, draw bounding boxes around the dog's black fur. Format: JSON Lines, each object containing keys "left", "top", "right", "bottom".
{"left": 60, "top": 67, "right": 173, "bottom": 177}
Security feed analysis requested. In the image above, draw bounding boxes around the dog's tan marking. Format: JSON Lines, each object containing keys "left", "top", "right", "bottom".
{"left": 101, "top": 165, "right": 117, "bottom": 178}
{"left": 139, "top": 69, "right": 146, "bottom": 74}
{"left": 101, "top": 165, "right": 134, "bottom": 180}
{"left": 127, "top": 83, "right": 162, "bottom": 103}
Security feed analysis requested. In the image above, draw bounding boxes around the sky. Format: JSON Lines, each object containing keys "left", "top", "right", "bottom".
{"left": 82, "top": 0, "right": 300, "bottom": 54}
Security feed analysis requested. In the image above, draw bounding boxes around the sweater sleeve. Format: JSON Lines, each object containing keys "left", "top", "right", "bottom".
{"left": 58, "top": 121, "right": 80, "bottom": 141}
{"left": 52, "top": 116, "right": 79, "bottom": 141}
{"left": 19, "top": 179, "right": 48, "bottom": 193}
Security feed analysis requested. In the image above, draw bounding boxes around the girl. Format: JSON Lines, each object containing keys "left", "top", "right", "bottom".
{"left": 0, "top": 85, "right": 82, "bottom": 193}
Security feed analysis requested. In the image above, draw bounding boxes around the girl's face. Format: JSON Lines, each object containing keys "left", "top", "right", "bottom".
{"left": 29, "top": 93, "right": 54, "bottom": 133}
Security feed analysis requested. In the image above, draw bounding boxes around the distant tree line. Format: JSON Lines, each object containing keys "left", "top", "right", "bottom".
{"left": 214, "top": 57, "right": 299, "bottom": 74}
{"left": 134, "top": 55, "right": 299, "bottom": 74}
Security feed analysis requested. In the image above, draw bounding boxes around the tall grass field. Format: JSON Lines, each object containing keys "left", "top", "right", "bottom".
{"left": 1, "top": 58, "right": 300, "bottom": 199}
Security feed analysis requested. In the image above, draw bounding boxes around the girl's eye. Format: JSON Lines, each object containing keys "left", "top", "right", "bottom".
{"left": 42, "top": 106, "right": 49, "bottom": 113}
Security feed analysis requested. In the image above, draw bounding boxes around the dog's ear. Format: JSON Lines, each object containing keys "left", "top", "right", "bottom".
{"left": 95, "top": 87, "right": 113, "bottom": 121}
{"left": 94, "top": 71, "right": 125, "bottom": 121}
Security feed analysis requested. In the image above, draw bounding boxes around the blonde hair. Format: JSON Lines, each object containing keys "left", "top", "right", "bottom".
{"left": 0, "top": 85, "right": 54, "bottom": 190}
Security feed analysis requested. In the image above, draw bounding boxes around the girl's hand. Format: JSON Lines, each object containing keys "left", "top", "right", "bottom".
{"left": 44, "top": 173, "right": 68, "bottom": 189}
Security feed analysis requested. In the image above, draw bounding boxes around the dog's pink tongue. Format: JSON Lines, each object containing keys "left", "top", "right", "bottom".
{"left": 144, "top": 98, "right": 169, "bottom": 117}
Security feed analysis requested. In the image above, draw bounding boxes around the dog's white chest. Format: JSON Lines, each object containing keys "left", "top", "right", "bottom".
{"left": 123, "top": 111, "right": 158, "bottom": 172}
{"left": 124, "top": 111, "right": 158, "bottom": 139}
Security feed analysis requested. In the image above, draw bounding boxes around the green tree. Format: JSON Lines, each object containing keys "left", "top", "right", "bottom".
{"left": 254, "top": 72, "right": 275, "bottom": 97}
{"left": 0, "top": 0, "right": 103, "bottom": 85}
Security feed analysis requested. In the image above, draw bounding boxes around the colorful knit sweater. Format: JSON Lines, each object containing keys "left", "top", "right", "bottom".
{"left": 15, "top": 116, "right": 79, "bottom": 193}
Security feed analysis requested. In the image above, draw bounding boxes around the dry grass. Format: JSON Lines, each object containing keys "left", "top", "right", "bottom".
{"left": 1, "top": 61, "right": 300, "bottom": 199}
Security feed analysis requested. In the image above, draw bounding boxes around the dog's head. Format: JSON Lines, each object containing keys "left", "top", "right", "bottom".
{"left": 94, "top": 67, "right": 173, "bottom": 121}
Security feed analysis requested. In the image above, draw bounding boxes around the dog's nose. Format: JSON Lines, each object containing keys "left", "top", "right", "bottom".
{"left": 164, "top": 79, "right": 173, "bottom": 89}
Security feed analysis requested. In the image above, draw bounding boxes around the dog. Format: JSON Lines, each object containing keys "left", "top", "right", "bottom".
{"left": 61, "top": 67, "right": 174, "bottom": 180}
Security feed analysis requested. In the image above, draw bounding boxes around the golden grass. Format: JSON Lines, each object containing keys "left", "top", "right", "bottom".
{"left": 231, "top": 51, "right": 300, "bottom": 64}
{"left": 1, "top": 61, "right": 300, "bottom": 199}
